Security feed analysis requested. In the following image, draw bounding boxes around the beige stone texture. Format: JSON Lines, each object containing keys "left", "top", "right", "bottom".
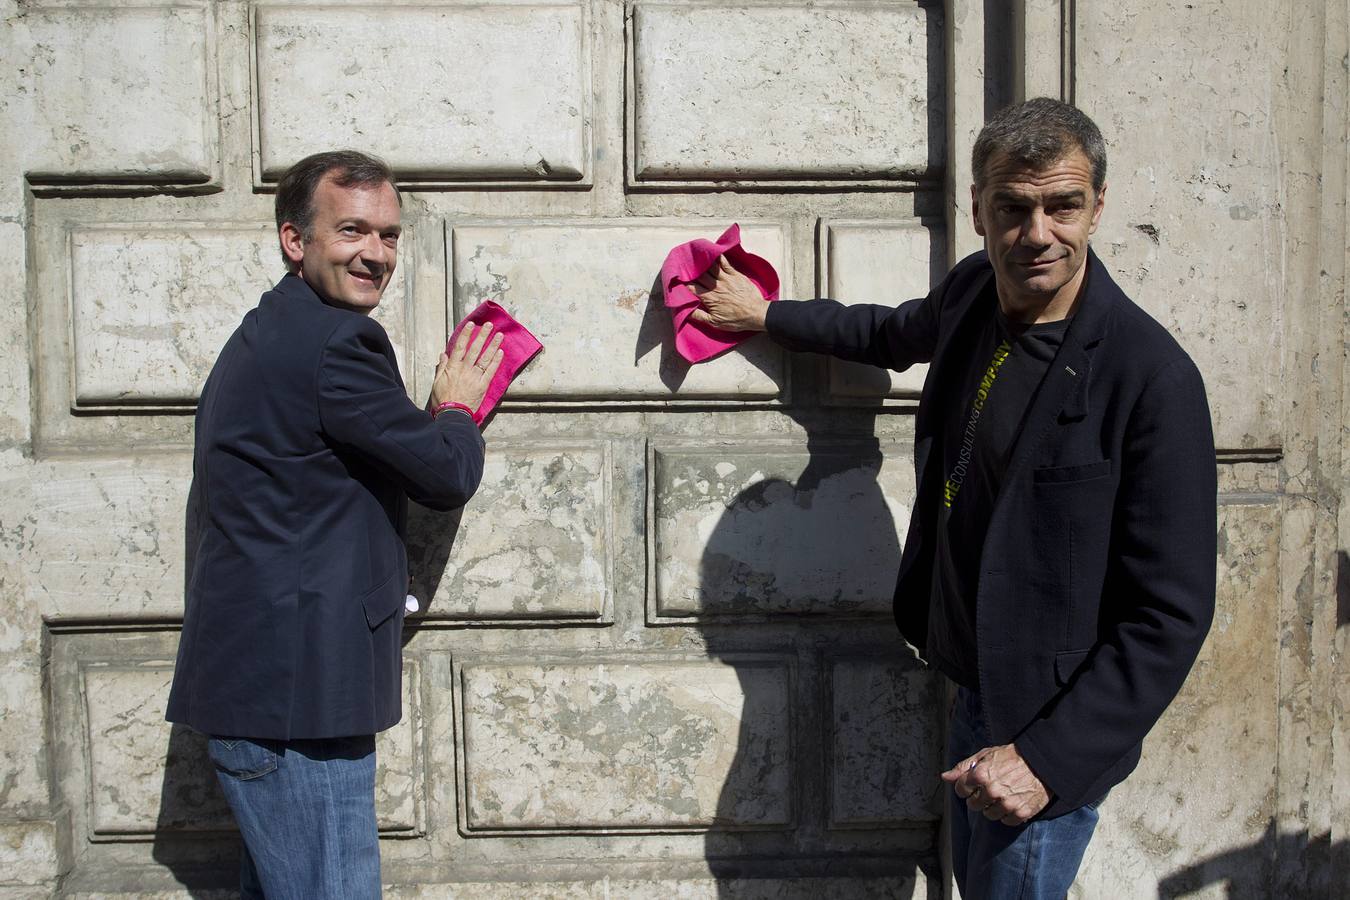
{"left": 14, "top": 6, "right": 216, "bottom": 186}
{"left": 254, "top": 3, "right": 589, "bottom": 184}
{"left": 630, "top": 2, "right": 942, "bottom": 185}
{"left": 818, "top": 220, "right": 945, "bottom": 400}
{"left": 457, "top": 658, "right": 793, "bottom": 831}
{"left": 449, "top": 220, "right": 790, "bottom": 400}
{"left": 409, "top": 441, "right": 613, "bottom": 621}
{"left": 1, "top": 0, "right": 1345, "bottom": 895}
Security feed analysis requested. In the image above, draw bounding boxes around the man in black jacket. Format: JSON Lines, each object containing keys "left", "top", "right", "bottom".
{"left": 692, "top": 99, "right": 1216, "bottom": 897}
{"left": 167, "top": 150, "right": 503, "bottom": 898}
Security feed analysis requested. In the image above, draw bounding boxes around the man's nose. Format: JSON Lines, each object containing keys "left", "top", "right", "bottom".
{"left": 1021, "top": 209, "right": 1053, "bottom": 247}
{"left": 358, "top": 233, "right": 390, "bottom": 269}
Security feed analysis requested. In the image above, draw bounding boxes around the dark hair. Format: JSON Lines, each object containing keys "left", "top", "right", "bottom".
{"left": 274, "top": 150, "right": 400, "bottom": 273}
{"left": 972, "top": 98, "right": 1107, "bottom": 193}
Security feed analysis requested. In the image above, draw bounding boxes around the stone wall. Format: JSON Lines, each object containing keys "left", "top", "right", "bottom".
{"left": 0, "top": 1, "right": 1344, "bottom": 896}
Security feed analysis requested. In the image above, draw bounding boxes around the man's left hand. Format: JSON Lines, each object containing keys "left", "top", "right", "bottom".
{"left": 940, "top": 743, "right": 1050, "bottom": 825}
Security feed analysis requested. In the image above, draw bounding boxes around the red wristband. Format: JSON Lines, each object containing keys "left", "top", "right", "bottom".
{"left": 431, "top": 400, "right": 475, "bottom": 421}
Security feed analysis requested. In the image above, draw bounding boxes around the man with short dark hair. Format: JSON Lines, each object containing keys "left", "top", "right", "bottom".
{"left": 167, "top": 150, "right": 504, "bottom": 898}
{"left": 692, "top": 98, "right": 1216, "bottom": 896}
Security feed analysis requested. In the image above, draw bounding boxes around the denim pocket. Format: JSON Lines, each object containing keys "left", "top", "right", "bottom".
{"left": 207, "top": 736, "right": 279, "bottom": 780}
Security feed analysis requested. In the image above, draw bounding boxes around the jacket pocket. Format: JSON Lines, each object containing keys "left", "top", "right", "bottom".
{"left": 1032, "top": 459, "right": 1112, "bottom": 484}
{"left": 1054, "top": 648, "right": 1093, "bottom": 686}
{"left": 207, "top": 736, "right": 278, "bottom": 780}
{"left": 360, "top": 568, "right": 404, "bottom": 629}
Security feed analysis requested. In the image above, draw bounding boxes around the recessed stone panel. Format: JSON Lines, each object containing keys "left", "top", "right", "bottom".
{"left": 255, "top": 4, "right": 588, "bottom": 183}
{"left": 820, "top": 221, "right": 944, "bottom": 401}
{"left": 68, "top": 224, "right": 409, "bottom": 409}
{"left": 22, "top": 7, "right": 216, "bottom": 184}
{"left": 651, "top": 442, "right": 914, "bottom": 619}
{"left": 458, "top": 658, "right": 793, "bottom": 831}
{"left": 408, "top": 442, "right": 612, "bottom": 621}
{"left": 449, "top": 221, "right": 788, "bottom": 400}
{"left": 81, "top": 660, "right": 422, "bottom": 838}
{"left": 827, "top": 657, "right": 943, "bottom": 827}
{"left": 630, "top": 2, "right": 941, "bottom": 184}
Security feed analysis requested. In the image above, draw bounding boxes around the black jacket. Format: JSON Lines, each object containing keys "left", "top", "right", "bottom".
{"left": 167, "top": 274, "right": 485, "bottom": 739}
{"left": 767, "top": 249, "right": 1216, "bottom": 818}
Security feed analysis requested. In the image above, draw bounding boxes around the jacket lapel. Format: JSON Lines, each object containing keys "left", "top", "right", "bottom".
{"left": 998, "top": 249, "right": 1116, "bottom": 484}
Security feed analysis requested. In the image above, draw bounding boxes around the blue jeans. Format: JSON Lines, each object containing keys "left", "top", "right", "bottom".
{"left": 208, "top": 734, "right": 381, "bottom": 899}
{"left": 947, "top": 687, "right": 1100, "bottom": 899}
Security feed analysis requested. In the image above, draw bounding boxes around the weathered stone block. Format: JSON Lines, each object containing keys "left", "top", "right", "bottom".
{"left": 651, "top": 441, "right": 914, "bottom": 619}
{"left": 819, "top": 220, "right": 944, "bottom": 401}
{"left": 449, "top": 221, "right": 789, "bottom": 400}
{"left": 826, "top": 657, "right": 942, "bottom": 827}
{"left": 80, "top": 659, "right": 422, "bottom": 837}
{"left": 67, "top": 224, "right": 408, "bottom": 409}
{"left": 630, "top": 2, "right": 941, "bottom": 184}
{"left": 457, "top": 658, "right": 794, "bottom": 830}
{"left": 409, "top": 442, "right": 612, "bottom": 621}
{"left": 0, "top": 819, "right": 61, "bottom": 888}
{"left": 20, "top": 7, "right": 216, "bottom": 184}
{"left": 1078, "top": 7, "right": 1283, "bottom": 450}
{"left": 254, "top": 4, "right": 588, "bottom": 183}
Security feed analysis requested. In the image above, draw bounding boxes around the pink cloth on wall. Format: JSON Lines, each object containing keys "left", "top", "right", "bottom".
{"left": 446, "top": 300, "right": 543, "bottom": 425}
{"left": 661, "top": 223, "right": 779, "bottom": 364}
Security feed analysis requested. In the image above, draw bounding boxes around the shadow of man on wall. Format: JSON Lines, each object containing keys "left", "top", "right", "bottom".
{"left": 680, "top": 406, "right": 943, "bottom": 897}
{"left": 150, "top": 474, "right": 238, "bottom": 895}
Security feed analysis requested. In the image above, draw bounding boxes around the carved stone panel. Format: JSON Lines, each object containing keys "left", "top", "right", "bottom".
{"left": 66, "top": 223, "right": 409, "bottom": 410}
{"left": 19, "top": 6, "right": 217, "bottom": 186}
{"left": 819, "top": 220, "right": 945, "bottom": 401}
{"left": 254, "top": 3, "right": 589, "bottom": 184}
{"left": 826, "top": 656, "right": 943, "bottom": 828}
{"left": 408, "top": 441, "right": 613, "bottom": 622}
{"left": 457, "top": 657, "right": 794, "bottom": 832}
{"left": 650, "top": 440, "right": 914, "bottom": 621}
{"left": 629, "top": 1, "right": 942, "bottom": 186}
{"left": 448, "top": 220, "right": 789, "bottom": 401}
{"left": 78, "top": 658, "right": 423, "bottom": 838}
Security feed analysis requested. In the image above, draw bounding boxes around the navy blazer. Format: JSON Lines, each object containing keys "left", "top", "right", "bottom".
{"left": 167, "top": 274, "right": 485, "bottom": 740}
{"left": 767, "top": 249, "right": 1217, "bottom": 818}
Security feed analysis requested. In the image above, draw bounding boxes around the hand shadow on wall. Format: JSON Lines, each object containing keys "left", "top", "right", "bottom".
{"left": 687, "top": 408, "right": 938, "bottom": 896}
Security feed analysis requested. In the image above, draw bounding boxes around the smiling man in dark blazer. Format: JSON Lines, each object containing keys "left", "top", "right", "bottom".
{"left": 691, "top": 99, "right": 1216, "bottom": 898}
{"left": 167, "top": 150, "right": 503, "bottom": 898}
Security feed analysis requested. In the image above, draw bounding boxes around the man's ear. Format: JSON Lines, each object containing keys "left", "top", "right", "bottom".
{"left": 970, "top": 184, "right": 986, "bottom": 237}
{"left": 279, "top": 222, "right": 305, "bottom": 270}
{"left": 1089, "top": 182, "right": 1107, "bottom": 235}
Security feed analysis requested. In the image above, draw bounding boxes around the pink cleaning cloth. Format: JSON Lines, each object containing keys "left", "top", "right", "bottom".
{"left": 446, "top": 300, "right": 543, "bottom": 424}
{"left": 661, "top": 223, "right": 779, "bottom": 364}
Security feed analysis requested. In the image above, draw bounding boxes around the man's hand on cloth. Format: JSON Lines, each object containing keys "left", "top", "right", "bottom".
{"left": 428, "top": 321, "right": 504, "bottom": 414}
{"left": 688, "top": 256, "right": 770, "bottom": 333}
{"left": 941, "top": 743, "right": 1051, "bottom": 826}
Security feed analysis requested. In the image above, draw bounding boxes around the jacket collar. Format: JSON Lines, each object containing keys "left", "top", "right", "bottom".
{"left": 272, "top": 271, "right": 325, "bottom": 306}
{"left": 999, "top": 246, "right": 1120, "bottom": 475}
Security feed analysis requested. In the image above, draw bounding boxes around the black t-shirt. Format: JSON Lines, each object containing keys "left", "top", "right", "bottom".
{"left": 926, "top": 293, "right": 1070, "bottom": 687}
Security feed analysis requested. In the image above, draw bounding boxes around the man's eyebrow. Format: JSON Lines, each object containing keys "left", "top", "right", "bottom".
{"left": 990, "top": 189, "right": 1088, "bottom": 204}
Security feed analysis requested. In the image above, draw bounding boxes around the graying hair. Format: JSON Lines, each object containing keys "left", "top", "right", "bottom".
{"left": 275, "top": 150, "right": 400, "bottom": 273}
{"left": 972, "top": 98, "right": 1107, "bottom": 192}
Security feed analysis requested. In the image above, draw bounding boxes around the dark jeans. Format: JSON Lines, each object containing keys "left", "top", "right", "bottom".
{"left": 947, "top": 687, "right": 1101, "bottom": 899}
{"left": 208, "top": 734, "right": 381, "bottom": 899}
